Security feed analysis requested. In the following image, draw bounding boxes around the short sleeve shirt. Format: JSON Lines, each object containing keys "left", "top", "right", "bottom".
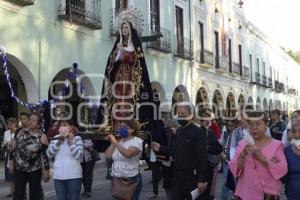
{"left": 112, "top": 137, "right": 142, "bottom": 178}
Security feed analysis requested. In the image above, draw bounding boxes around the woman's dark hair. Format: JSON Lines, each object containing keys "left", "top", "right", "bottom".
{"left": 7, "top": 118, "right": 17, "bottom": 125}
{"left": 123, "top": 119, "right": 140, "bottom": 136}
{"left": 20, "top": 112, "right": 30, "bottom": 118}
{"left": 58, "top": 119, "right": 74, "bottom": 127}
{"left": 29, "top": 112, "right": 42, "bottom": 125}
{"left": 246, "top": 111, "right": 268, "bottom": 124}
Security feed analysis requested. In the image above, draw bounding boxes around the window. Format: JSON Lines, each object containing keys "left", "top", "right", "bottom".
{"left": 214, "top": 31, "right": 219, "bottom": 68}
{"left": 60, "top": 0, "right": 102, "bottom": 29}
{"left": 175, "top": 6, "right": 184, "bottom": 55}
{"left": 263, "top": 62, "right": 266, "bottom": 75}
{"left": 150, "top": 0, "right": 160, "bottom": 33}
{"left": 238, "top": 45, "right": 242, "bottom": 76}
{"left": 115, "top": 0, "right": 128, "bottom": 10}
{"left": 270, "top": 66, "right": 272, "bottom": 78}
{"left": 229, "top": 39, "right": 232, "bottom": 72}
{"left": 199, "top": 22, "right": 204, "bottom": 63}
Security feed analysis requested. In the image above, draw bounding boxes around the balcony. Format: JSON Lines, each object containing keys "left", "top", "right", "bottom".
{"left": 268, "top": 77, "right": 273, "bottom": 88}
{"left": 231, "top": 62, "right": 240, "bottom": 75}
{"left": 251, "top": 72, "right": 261, "bottom": 84}
{"left": 6, "top": 0, "right": 34, "bottom": 6}
{"left": 174, "top": 37, "right": 193, "bottom": 60}
{"left": 288, "top": 88, "right": 297, "bottom": 95}
{"left": 58, "top": 0, "right": 102, "bottom": 29}
{"left": 196, "top": 50, "right": 214, "bottom": 68}
{"left": 275, "top": 81, "right": 285, "bottom": 93}
{"left": 216, "top": 56, "right": 228, "bottom": 73}
{"left": 242, "top": 66, "right": 250, "bottom": 79}
{"left": 146, "top": 25, "right": 172, "bottom": 53}
{"left": 262, "top": 75, "right": 267, "bottom": 87}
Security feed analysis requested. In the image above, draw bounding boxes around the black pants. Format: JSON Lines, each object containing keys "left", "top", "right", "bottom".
{"left": 81, "top": 161, "right": 95, "bottom": 193}
{"left": 151, "top": 161, "right": 162, "bottom": 195}
{"left": 14, "top": 169, "right": 42, "bottom": 200}
{"left": 172, "top": 170, "right": 210, "bottom": 200}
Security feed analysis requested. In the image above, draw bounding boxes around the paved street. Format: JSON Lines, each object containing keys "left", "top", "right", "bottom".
{"left": 0, "top": 157, "right": 286, "bottom": 200}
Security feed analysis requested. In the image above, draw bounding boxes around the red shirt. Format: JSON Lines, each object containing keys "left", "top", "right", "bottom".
{"left": 209, "top": 122, "right": 221, "bottom": 139}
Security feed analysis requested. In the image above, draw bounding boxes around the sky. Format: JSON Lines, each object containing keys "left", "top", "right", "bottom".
{"left": 243, "top": 0, "right": 300, "bottom": 51}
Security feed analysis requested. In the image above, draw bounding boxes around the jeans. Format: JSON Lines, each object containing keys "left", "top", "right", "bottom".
{"left": 54, "top": 179, "right": 82, "bottom": 200}
{"left": 14, "top": 169, "right": 42, "bottom": 200}
{"left": 220, "top": 162, "right": 233, "bottom": 200}
{"left": 81, "top": 161, "right": 95, "bottom": 193}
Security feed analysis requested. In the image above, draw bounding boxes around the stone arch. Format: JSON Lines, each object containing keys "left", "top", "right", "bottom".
{"left": 195, "top": 87, "right": 210, "bottom": 110}
{"left": 48, "top": 67, "right": 96, "bottom": 127}
{"left": 275, "top": 100, "right": 282, "bottom": 110}
{"left": 212, "top": 89, "right": 224, "bottom": 119}
{"left": 263, "top": 98, "right": 268, "bottom": 111}
{"left": 269, "top": 99, "right": 274, "bottom": 111}
{"left": 0, "top": 54, "right": 37, "bottom": 118}
{"left": 238, "top": 94, "right": 245, "bottom": 108}
{"left": 172, "top": 85, "right": 191, "bottom": 114}
{"left": 6, "top": 54, "right": 38, "bottom": 103}
{"left": 256, "top": 97, "right": 261, "bottom": 110}
{"left": 226, "top": 92, "right": 237, "bottom": 117}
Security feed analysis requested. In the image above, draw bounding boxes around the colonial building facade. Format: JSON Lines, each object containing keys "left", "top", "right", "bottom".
{"left": 0, "top": 0, "right": 299, "bottom": 120}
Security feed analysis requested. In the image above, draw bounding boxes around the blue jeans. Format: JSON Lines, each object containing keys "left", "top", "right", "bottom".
{"left": 54, "top": 179, "right": 82, "bottom": 200}
{"left": 220, "top": 162, "right": 233, "bottom": 200}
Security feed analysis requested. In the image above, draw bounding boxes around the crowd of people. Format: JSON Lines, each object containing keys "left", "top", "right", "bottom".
{"left": 0, "top": 105, "right": 299, "bottom": 200}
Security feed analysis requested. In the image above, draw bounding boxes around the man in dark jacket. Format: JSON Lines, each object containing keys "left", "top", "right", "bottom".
{"left": 152, "top": 103, "right": 208, "bottom": 200}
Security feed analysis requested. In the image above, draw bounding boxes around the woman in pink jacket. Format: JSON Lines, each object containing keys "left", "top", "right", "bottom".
{"left": 229, "top": 111, "right": 287, "bottom": 200}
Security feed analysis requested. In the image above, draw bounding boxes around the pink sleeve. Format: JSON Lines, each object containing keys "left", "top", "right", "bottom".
{"left": 229, "top": 140, "right": 247, "bottom": 177}
{"left": 267, "top": 144, "right": 288, "bottom": 180}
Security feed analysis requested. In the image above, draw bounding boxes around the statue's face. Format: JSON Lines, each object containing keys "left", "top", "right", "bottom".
{"left": 121, "top": 23, "right": 130, "bottom": 37}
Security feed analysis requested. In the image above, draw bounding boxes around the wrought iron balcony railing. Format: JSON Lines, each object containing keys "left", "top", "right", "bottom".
{"left": 268, "top": 77, "right": 273, "bottom": 88}
{"left": 275, "top": 81, "right": 285, "bottom": 93}
{"left": 174, "top": 37, "right": 193, "bottom": 60}
{"left": 6, "top": 0, "right": 34, "bottom": 6}
{"left": 196, "top": 50, "right": 214, "bottom": 67}
{"left": 243, "top": 66, "right": 250, "bottom": 79}
{"left": 288, "top": 88, "right": 297, "bottom": 95}
{"left": 255, "top": 72, "right": 261, "bottom": 84}
{"left": 146, "top": 25, "right": 172, "bottom": 53}
{"left": 231, "top": 62, "right": 240, "bottom": 75}
{"left": 218, "top": 56, "right": 228, "bottom": 72}
{"left": 262, "top": 75, "right": 267, "bottom": 87}
{"left": 58, "top": 0, "right": 102, "bottom": 29}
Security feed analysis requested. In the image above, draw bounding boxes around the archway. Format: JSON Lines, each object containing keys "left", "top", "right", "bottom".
{"left": 256, "top": 97, "right": 261, "bottom": 110}
{"left": 48, "top": 68, "right": 96, "bottom": 128}
{"left": 238, "top": 94, "right": 245, "bottom": 108}
{"left": 0, "top": 55, "right": 36, "bottom": 119}
{"left": 172, "top": 85, "right": 190, "bottom": 114}
{"left": 226, "top": 92, "right": 236, "bottom": 117}
{"left": 283, "top": 102, "right": 286, "bottom": 112}
{"left": 247, "top": 96, "right": 254, "bottom": 108}
{"left": 195, "top": 87, "right": 210, "bottom": 111}
{"left": 263, "top": 98, "right": 268, "bottom": 111}
{"left": 151, "top": 81, "right": 168, "bottom": 119}
{"left": 212, "top": 90, "right": 224, "bottom": 120}
{"left": 275, "top": 100, "right": 282, "bottom": 110}
{"left": 269, "top": 99, "right": 274, "bottom": 111}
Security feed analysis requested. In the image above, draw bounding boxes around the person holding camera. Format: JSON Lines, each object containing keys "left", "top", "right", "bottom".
{"left": 11, "top": 113, "right": 50, "bottom": 200}
{"left": 105, "top": 119, "right": 143, "bottom": 200}
{"left": 47, "top": 120, "right": 83, "bottom": 200}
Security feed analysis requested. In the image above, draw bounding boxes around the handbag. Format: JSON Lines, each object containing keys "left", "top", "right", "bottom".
{"left": 90, "top": 149, "right": 100, "bottom": 161}
{"left": 208, "top": 154, "right": 222, "bottom": 168}
{"left": 111, "top": 176, "right": 138, "bottom": 200}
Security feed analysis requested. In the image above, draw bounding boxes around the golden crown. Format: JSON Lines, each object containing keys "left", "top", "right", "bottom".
{"left": 112, "top": 6, "right": 144, "bottom": 34}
